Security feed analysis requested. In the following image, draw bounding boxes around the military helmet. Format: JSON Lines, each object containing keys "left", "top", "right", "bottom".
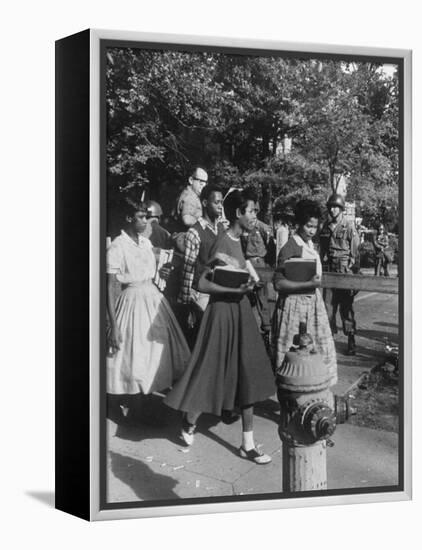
{"left": 326, "top": 193, "right": 345, "bottom": 210}
{"left": 145, "top": 200, "right": 163, "bottom": 218}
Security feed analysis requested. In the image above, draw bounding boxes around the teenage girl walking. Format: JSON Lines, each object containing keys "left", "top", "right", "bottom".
{"left": 107, "top": 201, "right": 190, "bottom": 406}
{"left": 272, "top": 199, "right": 337, "bottom": 385}
{"left": 164, "top": 190, "right": 276, "bottom": 464}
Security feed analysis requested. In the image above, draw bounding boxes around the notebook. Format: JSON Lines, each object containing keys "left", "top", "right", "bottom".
{"left": 212, "top": 265, "right": 250, "bottom": 288}
{"left": 283, "top": 258, "right": 316, "bottom": 282}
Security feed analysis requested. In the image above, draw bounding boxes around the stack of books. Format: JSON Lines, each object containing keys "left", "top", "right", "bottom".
{"left": 212, "top": 265, "right": 250, "bottom": 288}
{"left": 283, "top": 258, "right": 316, "bottom": 281}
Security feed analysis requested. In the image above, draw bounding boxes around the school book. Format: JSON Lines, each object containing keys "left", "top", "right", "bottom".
{"left": 283, "top": 258, "right": 316, "bottom": 282}
{"left": 153, "top": 248, "right": 174, "bottom": 291}
{"left": 212, "top": 265, "right": 250, "bottom": 288}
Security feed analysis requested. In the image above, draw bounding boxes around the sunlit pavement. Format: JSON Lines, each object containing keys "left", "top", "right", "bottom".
{"left": 106, "top": 290, "right": 399, "bottom": 503}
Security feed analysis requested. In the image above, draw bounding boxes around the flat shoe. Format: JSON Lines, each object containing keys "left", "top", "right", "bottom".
{"left": 181, "top": 416, "right": 196, "bottom": 446}
{"left": 180, "top": 429, "right": 195, "bottom": 446}
{"left": 239, "top": 446, "right": 272, "bottom": 464}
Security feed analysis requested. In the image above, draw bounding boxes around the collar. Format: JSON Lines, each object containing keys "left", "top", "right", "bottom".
{"left": 293, "top": 233, "right": 315, "bottom": 250}
{"left": 198, "top": 217, "right": 220, "bottom": 234}
{"left": 121, "top": 230, "right": 151, "bottom": 248}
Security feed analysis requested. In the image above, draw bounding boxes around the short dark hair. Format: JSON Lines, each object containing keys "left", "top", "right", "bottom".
{"left": 123, "top": 198, "right": 147, "bottom": 218}
{"left": 223, "top": 189, "right": 256, "bottom": 224}
{"left": 200, "top": 184, "right": 223, "bottom": 203}
{"left": 294, "top": 199, "right": 322, "bottom": 227}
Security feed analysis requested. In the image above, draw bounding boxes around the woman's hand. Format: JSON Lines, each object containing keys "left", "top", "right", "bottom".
{"left": 107, "top": 324, "right": 122, "bottom": 354}
{"left": 237, "top": 280, "right": 256, "bottom": 295}
{"left": 311, "top": 274, "right": 322, "bottom": 288}
{"left": 159, "top": 262, "right": 174, "bottom": 281}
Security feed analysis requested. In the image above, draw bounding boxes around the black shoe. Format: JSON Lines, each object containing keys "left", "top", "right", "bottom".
{"left": 221, "top": 410, "right": 240, "bottom": 425}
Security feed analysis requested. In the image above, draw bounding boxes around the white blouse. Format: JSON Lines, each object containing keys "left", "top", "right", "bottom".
{"left": 107, "top": 230, "right": 156, "bottom": 284}
{"left": 292, "top": 233, "right": 322, "bottom": 277}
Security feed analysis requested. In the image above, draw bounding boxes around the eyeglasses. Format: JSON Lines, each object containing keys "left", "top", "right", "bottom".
{"left": 192, "top": 177, "right": 208, "bottom": 184}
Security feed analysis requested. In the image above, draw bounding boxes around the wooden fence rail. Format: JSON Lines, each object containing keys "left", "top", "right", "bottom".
{"left": 256, "top": 268, "right": 398, "bottom": 295}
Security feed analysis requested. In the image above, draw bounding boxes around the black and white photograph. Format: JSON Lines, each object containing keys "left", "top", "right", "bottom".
{"left": 4, "top": 0, "right": 422, "bottom": 544}
{"left": 101, "top": 38, "right": 405, "bottom": 510}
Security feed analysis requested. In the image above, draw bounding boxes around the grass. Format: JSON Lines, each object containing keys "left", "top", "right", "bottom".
{"left": 348, "top": 365, "right": 399, "bottom": 433}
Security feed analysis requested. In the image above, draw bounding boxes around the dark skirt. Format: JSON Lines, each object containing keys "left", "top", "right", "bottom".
{"left": 164, "top": 295, "right": 275, "bottom": 415}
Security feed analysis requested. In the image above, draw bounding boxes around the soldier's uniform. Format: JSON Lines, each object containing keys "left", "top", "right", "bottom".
{"left": 320, "top": 196, "right": 360, "bottom": 354}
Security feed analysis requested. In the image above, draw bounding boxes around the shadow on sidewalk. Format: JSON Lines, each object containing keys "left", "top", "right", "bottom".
{"left": 109, "top": 451, "right": 179, "bottom": 501}
{"left": 109, "top": 393, "right": 224, "bottom": 448}
{"left": 253, "top": 398, "right": 280, "bottom": 424}
{"left": 357, "top": 328, "right": 398, "bottom": 345}
{"left": 335, "top": 340, "right": 385, "bottom": 365}
{"left": 110, "top": 393, "right": 184, "bottom": 446}
{"left": 374, "top": 321, "right": 398, "bottom": 329}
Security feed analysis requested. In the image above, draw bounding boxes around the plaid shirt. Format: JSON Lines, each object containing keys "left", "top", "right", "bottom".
{"left": 177, "top": 218, "right": 221, "bottom": 304}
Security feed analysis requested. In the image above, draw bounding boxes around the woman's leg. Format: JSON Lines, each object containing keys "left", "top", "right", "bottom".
{"left": 239, "top": 405, "right": 272, "bottom": 464}
{"left": 241, "top": 405, "right": 254, "bottom": 450}
{"left": 185, "top": 411, "right": 200, "bottom": 426}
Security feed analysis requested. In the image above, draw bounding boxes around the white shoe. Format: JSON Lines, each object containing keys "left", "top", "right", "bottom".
{"left": 181, "top": 428, "right": 195, "bottom": 446}
{"left": 239, "top": 446, "right": 272, "bottom": 464}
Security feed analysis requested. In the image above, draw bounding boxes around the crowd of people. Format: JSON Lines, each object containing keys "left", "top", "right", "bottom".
{"left": 105, "top": 165, "right": 390, "bottom": 465}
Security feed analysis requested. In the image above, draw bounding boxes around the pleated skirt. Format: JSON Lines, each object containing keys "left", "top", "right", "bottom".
{"left": 164, "top": 296, "right": 276, "bottom": 415}
{"left": 107, "top": 281, "right": 190, "bottom": 395}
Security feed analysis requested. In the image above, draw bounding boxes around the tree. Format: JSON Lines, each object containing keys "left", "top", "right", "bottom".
{"left": 105, "top": 50, "right": 399, "bottom": 227}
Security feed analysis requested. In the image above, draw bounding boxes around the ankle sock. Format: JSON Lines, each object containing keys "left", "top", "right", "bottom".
{"left": 242, "top": 431, "right": 255, "bottom": 451}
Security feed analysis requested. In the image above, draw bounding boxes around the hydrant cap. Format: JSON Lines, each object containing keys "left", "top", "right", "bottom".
{"left": 277, "top": 348, "right": 332, "bottom": 392}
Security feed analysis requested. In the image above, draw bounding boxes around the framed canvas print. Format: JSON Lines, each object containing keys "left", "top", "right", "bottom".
{"left": 55, "top": 29, "right": 412, "bottom": 521}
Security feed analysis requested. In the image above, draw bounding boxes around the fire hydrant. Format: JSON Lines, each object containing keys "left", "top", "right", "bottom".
{"left": 277, "top": 323, "right": 355, "bottom": 493}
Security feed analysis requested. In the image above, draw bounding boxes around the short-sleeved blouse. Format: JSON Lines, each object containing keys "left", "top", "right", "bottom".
{"left": 208, "top": 231, "right": 247, "bottom": 269}
{"left": 107, "top": 230, "right": 156, "bottom": 284}
{"left": 277, "top": 235, "right": 322, "bottom": 276}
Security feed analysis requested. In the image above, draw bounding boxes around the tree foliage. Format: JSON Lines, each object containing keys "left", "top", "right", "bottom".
{"left": 106, "top": 48, "right": 399, "bottom": 228}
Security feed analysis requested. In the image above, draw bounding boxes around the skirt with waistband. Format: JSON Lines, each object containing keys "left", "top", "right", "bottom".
{"left": 107, "top": 281, "right": 190, "bottom": 395}
{"left": 164, "top": 295, "right": 276, "bottom": 415}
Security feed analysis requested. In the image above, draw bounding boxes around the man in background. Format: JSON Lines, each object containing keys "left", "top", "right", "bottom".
{"left": 176, "top": 166, "right": 208, "bottom": 230}
{"left": 177, "top": 184, "right": 224, "bottom": 347}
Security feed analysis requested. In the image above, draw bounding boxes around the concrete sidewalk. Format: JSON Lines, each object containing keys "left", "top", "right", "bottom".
{"left": 106, "top": 396, "right": 398, "bottom": 502}
{"left": 106, "top": 293, "right": 399, "bottom": 503}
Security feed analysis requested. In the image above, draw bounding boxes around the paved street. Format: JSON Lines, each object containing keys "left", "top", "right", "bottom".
{"left": 106, "top": 291, "right": 399, "bottom": 504}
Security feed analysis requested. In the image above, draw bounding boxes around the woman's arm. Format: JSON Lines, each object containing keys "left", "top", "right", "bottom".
{"left": 107, "top": 273, "right": 122, "bottom": 351}
{"left": 197, "top": 268, "right": 254, "bottom": 296}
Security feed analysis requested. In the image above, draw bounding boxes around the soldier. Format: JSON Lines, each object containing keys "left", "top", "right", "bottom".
{"left": 144, "top": 200, "right": 173, "bottom": 249}
{"left": 319, "top": 193, "right": 360, "bottom": 355}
